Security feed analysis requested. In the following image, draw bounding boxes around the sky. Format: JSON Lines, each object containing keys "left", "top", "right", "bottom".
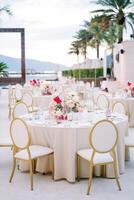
{"left": 0, "top": 0, "right": 133, "bottom": 66}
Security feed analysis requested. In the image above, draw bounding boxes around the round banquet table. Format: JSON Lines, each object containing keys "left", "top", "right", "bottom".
{"left": 111, "top": 96, "right": 134, "bottom": 127}
{"left": 21, "top": 111, "right": 128, "bottom": 183}
{"left": 33, "top": 95, "right": 52, "bottom": 110}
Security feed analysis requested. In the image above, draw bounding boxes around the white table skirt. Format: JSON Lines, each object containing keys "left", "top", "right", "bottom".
{"left": 21, "top": 113, "right": 128, "bottom": 183}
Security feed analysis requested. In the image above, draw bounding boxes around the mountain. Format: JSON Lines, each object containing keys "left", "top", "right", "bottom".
{"left": 0, "top": 55, "right": 69, "bottom": 73}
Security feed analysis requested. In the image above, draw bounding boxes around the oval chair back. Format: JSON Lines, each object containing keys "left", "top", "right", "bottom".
{"left": 22, "top": 93, "right": 33, "bottom": 109}
{"left": 96, "top": 94, "right": 110, "bottom": 110}
{"left": 13, "top": 102, "right": 29, "bottom": 119}
{"left": 112, "top": 101, "right": 127, "bottom": 116}
{"left": 89, "top": 120, "right": 118, "bottom": 153}
{"left": 8, "top": 86, "right": 14, "bottom": 105}
{"left": 10, "top": 118, "right": 30, "bottom": 149}
{"left": 14, "top": 88, "right": 23, "bottom": 102}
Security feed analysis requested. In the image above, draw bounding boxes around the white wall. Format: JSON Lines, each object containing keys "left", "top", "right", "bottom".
{"left": 113, "top": 40, "right": 134, "bottom": 85}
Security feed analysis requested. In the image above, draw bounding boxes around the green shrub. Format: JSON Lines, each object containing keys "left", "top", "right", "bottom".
{"left": 62, "top": 68, "right": 103, "bottom": 78}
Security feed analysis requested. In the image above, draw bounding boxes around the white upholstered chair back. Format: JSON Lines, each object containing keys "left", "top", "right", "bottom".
{"left": 22, "top": 93, "right": 33, "bottom": 107}
{"left": 14, "top": 88, "right": 22, "bottom": 101}
{"left": 96, "top": 94, "right": 109, "bottom": 110}
{"left": 8, "top": 86, "right": 14, "bottom": 104}
{"left": 112, "top": 101, "right": 127, "bottom": 115}
{"left": 89, "top": 120, "right": 118, "bottom": 153}
{"left": 10, "top": 118, "right": 30, "bottom": 149}
{"left": 13, "top": 102, "right": 29, "bottom": 119}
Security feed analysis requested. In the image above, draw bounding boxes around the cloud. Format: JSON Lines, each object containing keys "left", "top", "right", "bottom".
{"left": 0, "top": 0, "right": 97, "bottom": 65}
{"left": 27, "top": 24, "right": 80, "bottom": 41}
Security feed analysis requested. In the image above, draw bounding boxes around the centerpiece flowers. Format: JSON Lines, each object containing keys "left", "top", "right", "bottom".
{"left": 49, "top": 93, "right": 67, "bottom": 120}
{"left": 41, "top": 84, "right": 54, "bottom": 95}
{"left": 125, "top": 82, "right": 134, "bottom": 97}
{"left": 65, "top": 91, "right": 83, "bottom": 112}
{"left": 49, "top": 90, "right": 84, "bottom": 121}
{"left": 30, "top": 79, "right": 40, "bottom": 87}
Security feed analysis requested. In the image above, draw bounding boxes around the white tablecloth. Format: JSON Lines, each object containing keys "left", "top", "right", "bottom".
{"left": 111, "top": 96, "right": 134, "bottom": 127}
{"left": 21, "top": 111, "right": 128, "bottom": 182}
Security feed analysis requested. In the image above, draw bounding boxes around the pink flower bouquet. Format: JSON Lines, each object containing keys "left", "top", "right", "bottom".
{"left": 125, "top": 82, "right": 134, "bottom": 97}
{"left": 30, "top": 79, "right": 40, "bottom": 87}
{"left": 41, "top": 84, "right": 54, "bottom": 95}
{"left": 49, "top": 94, "right": 67, "bottom": 120}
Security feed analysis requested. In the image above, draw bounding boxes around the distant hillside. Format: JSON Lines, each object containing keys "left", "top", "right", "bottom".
{"left": 0, "top": 55, "right": 69, "bottom": 73}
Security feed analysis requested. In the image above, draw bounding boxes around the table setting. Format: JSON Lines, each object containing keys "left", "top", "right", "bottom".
{"left": 20, "top": 106, "right": 128, "bottom": 182}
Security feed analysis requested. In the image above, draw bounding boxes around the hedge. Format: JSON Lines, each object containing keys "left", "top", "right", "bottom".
{"left": 62, "top": 68, "right": 103, "bottom": 78}
{"left": 62, "top": 68, "right": 112, "bottom": 78}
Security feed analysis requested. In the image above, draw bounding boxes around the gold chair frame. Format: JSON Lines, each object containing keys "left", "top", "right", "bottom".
{"left": 12, "top": 102, "right": 29, "bottom": 119}
{"left": 9, "top": 118, "right": 54, "bottom": 190}
{"left": 8, "top": 87, "right": 16, "bottom": 119}
{"left": 96, "top": 93, "right": 110, "bottom": 109}
{"left": 112, "top": 101, "right": 128, "bottom": 116}
{"left": 77, "top": 119, "right": 121, "bottom": 195}
{"left": 22, "top": 92, "right": 36, "bottom": 113}
{"left": 14, "top": 87, "right": 23, "bottom": 103}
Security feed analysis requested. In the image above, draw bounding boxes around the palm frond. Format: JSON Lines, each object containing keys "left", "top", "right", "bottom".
{"left": 91, "top": 9, "right": 116, "bottom": 14}
{"left": 0, "top": 5, "right": 12, "bottom": 15}
{"left": 124, "top": 0, "right": 134, "bottom": 9}
{"left": 91, "top": 0, "right": 118, "bottom": 9}
{"left": 0, "top": 62, "right": 8, "bottom": 77}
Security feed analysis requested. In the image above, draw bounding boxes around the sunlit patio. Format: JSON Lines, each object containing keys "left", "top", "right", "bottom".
{"left": 0, "top": 0, "right": 134, "bottom": 200}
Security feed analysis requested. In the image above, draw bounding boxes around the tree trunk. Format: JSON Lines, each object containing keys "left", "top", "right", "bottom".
{"left": 110, "top": 46, "right": 114, "bottom": 79}
{"left": 77, "top": 54, "right": 80, "bottom": 80}
{"left": 118, "top": 25, "right": 123, "bottom": 43}
{"left": 96, "top": 42, "right": 99, "bottom": 59}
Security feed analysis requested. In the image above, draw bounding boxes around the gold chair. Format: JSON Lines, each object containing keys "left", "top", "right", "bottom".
{"left": 22, "top": 92, "right": 39, "bottom": 113}
{"left": 112, "top": 102, "right": 133, "bottom": 161}
{"left": 14, "top": 87, "right": 23, "bottom": 103}
{"left": 8, "top": 86, "right": 15, "bottom": 119}
{"left": 112, "top": 101, "right": 131, "bottom": 153}
{"left": 77, "top": 119, "right": 121, "bottom": 195}
{"left": 12, "top": 102, "right": 29, "bottom": 119}
{"left": 96, "top": 94, "right": 110, "bottom": 110}
{"left": 9, "top": 118, "right": 54, "bottom": 190}
{"left": 112, "top": 101, "right": 127, "bottom": 115}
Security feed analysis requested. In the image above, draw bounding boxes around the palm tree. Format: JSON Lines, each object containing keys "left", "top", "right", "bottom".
{"left": 91, "top": 0, "right": 134, "bottom": 43}
{"left": 75, "top": 29, "right": 93, "bottom": 61}
{"left": 0, "top": 4, "right": 12, "bottom": 16}
{"left": 0, "top": 62, "right": 8, "bottom": 77}
{"left": 88, "top": 15, "right": 107, "bottom": 58}
{"left": 68, "top": 40, "right": 81, "bottom": 78}
{"left": 68, "top": 40, "right": 81, "bottom": 67}
{"left": 104, "top": 22, "right": 118, "bottom": 78}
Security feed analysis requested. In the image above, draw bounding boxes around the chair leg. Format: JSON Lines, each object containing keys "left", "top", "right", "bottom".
{"left": 113, "top": 161, "right": 121, "bottom": 191}
{"left": 52, "top": 155, "right": 54, "bottom": 180}
{"left": 9, "top": 157, "right": 16, "bottom": 182}
{"left": 77, "top": 154, "right": 80, "bottom": 181}
{"left": 87, "top": 163, "right": 93, "bottom": 195}
{"left": 101, "top": 165, "right": 106, "bottom": 177}
{"left": 32, "top": 159, "right": 37, "bottom": 174}
{"left": 29, "top": 160, "right": 33, "bottom": 191}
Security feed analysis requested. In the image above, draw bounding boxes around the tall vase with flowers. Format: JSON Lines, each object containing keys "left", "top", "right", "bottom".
{"left": 125, "top": 82, "right": 134, "bottom": 97}
{"left": 49, "top": 94, "right": 67, "bottom": 121}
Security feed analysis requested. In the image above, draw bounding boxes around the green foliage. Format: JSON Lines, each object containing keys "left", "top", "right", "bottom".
{"left": 62, "top": 68, "right": 103, "bottom": 78}
{"left": 0, "top": 62, "right": 8, "bottom": 77}
{"left": 91, "top": 0, "right": 134, "bottom": 43}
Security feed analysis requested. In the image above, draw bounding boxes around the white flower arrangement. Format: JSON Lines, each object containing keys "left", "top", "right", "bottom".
{"left": 65, "top": 90, "right": 83, "bottom": 112}
{"left": 41, "top": 84, "right": 54, "bottom": 95}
